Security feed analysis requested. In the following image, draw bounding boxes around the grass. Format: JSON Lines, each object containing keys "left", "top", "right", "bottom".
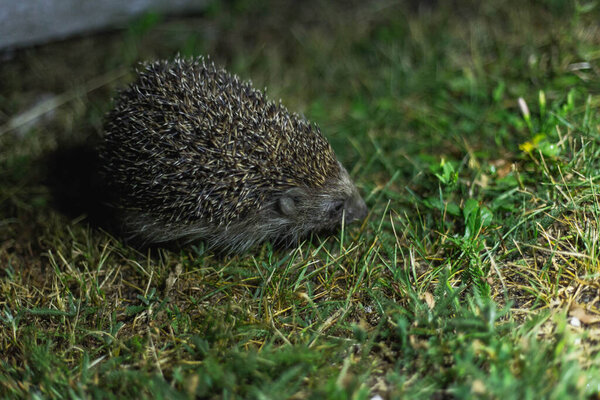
{"left": 2, "top": 0, "right": 600, "bottom": 398}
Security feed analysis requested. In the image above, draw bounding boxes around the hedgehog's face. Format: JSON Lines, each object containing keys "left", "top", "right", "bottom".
{"left": 273, "top": 165, "right": 368, "bottom": 242}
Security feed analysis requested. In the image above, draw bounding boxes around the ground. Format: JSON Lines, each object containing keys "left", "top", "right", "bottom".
{"left": 1, "top": 0, "right": 600, "bottom": 398}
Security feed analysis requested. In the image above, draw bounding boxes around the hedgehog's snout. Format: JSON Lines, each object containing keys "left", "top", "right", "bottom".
{"left": 343, "top": 193, "right": 368, "bottom": 225}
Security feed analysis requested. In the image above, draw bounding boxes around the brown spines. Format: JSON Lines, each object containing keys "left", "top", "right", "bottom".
{"left": 101, "top": 56, "right": 341, "bottom": 226}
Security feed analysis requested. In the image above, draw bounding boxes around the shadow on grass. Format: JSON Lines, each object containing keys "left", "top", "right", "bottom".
{"left": 42, "top": 142, "right": 202, "bottom": 255}
{"left": 43, "top": 140, "right": 117, "bottom": 233}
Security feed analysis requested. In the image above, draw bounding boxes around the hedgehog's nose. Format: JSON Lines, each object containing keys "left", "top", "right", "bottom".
{"left": 344, "top": 195, "right": 368, "bottom": 224}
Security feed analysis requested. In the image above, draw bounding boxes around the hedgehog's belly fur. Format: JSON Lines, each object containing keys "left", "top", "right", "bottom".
{"left": 100, "top": 57, "right": 367, "bottom": 252}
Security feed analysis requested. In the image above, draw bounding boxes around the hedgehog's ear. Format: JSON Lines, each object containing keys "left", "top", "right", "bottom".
{"left": 279, "top": 196, "right": 296, "bottom": 216}
{"left": 278, "top": 188, "right": 305, "bottom": 217}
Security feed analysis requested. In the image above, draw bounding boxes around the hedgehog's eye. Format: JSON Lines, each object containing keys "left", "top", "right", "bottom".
{"left": 329, "top": 200, "right": 344, "bottom": 218}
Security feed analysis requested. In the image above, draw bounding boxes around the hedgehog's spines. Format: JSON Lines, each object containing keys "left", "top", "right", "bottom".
{"left": 100, "top": 56, "right": 365, "bottom": 251}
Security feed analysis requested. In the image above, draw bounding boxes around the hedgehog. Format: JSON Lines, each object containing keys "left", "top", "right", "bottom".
{"left": 99, "top": 56, "right": 367, "bottom": 253}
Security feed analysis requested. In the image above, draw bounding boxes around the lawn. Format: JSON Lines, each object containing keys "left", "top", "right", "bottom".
{"left": 2, "top": 0, "right": 600, "bottom": 398}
